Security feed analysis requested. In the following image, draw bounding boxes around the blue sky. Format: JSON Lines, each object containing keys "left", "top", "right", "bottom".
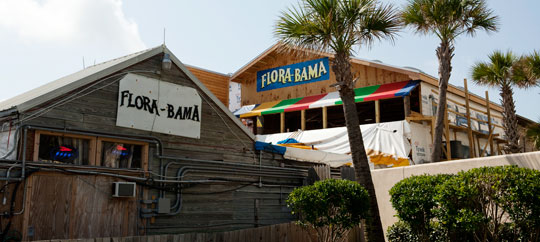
{"left": 0, "top": 0, "right": 539, "bottom": 120}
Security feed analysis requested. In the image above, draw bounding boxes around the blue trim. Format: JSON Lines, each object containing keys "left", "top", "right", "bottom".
{"left": 254, "top": 141, "right": 286, "bottom": 155}
{"left": 394, "top": 80, "right": 420, "bottom": 97}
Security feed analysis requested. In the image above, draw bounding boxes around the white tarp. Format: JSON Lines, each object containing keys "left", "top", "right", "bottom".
{"left": 283, "top": 147, "right": 353, "bottom": 168}
{"left": 0, "top": 124, "right": 17, "bottom": 160}
{"left": 116, "top": 74, "right": 202, "bottom": 139}
{"left": 257, "top": 120, "right": 411, "bottom": 167}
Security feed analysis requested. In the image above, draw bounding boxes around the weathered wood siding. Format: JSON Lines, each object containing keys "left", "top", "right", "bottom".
{"left": 234, "top": 51, "right": 411, "bottom": 106}
{"left": 23, "top": 173, "right": 139, "bottom": 241}
{"left": 14, "top": 53, "right": 309, "bottom": 240}
{"left": 186, "top": 66, "right": 230, "bottom": 107}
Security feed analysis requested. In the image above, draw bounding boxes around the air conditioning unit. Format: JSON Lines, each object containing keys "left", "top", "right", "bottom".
{"left": 112, "top": 182, "right": 136, "bottom": 197}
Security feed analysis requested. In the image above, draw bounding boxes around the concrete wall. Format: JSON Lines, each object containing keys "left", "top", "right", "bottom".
{"left": 371, "top": 151, "right": 540, "bottom": 239}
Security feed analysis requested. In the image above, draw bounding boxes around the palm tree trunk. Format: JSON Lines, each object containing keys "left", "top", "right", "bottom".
{"left": 500, "top": 83, "right": 521, "bottom": 153}
{"left": 431, "top": 40, "right": 454, "bottom": 162}
{"left": 333, "top": 52, "right": 385, "bottom": 242}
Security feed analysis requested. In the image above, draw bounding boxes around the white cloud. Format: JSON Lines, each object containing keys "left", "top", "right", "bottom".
{"left": 0, "top": 0, "right": 145, "bottom": 52}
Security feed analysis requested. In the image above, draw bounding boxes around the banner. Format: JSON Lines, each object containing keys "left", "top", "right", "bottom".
{"left": 257, "top": 57, "right": 330, "bottom": 92}
{"left": 116, "top": 74, "right": 201, "bottom": 139}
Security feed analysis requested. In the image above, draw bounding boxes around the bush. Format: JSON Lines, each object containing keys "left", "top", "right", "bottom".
{"left": 388, "top": 166, "right": 540, "bottom": 242}
{"left": 287, "top": 179, "right": 369, "bottom": 242}
{"left": 389, "top": 174, "right": 452, "bottom": 241}
{"left": 436, "top": 166, "right": 540, "bottom": 241}
{"left": 387, "top": 221, "right": 447, "bottom": 242}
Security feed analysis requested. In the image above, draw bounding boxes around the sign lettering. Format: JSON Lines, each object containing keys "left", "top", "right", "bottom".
{"left": 257, "top": 57, "right": 330, "bottom": 92}
{"left": 116, "top": 74, "right": 202, "bottom": 139}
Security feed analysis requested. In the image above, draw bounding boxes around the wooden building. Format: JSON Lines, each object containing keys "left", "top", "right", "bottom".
{"left": 231, "top": 43, "right": 537, "bottom": 164}
{"left": 0, "top": 45, "right": 329, "bottom": 240}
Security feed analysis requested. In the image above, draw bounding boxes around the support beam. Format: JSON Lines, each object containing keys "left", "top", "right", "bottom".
{"left": 403, "top": 96, "right": 411, "bottom": 117}
{"left": 444, "top": 108, "right": 451, "bottom": 160}
{"left": 280, "top": 112, "right": 285, "bottom": 133}
{"left": 301, "top": 110, "right": 306, "bottom": 131}
{"left": 485, "top": 91, "right": 494, "bottom": 156}
{"left": 375, "top": 100, "right": 380, "bottom": 123}
{"left": 322, "top": 107, "right": 327, "bottom": 129}
{"left": 464, "top": 79, "right": 475, "bottom": 158}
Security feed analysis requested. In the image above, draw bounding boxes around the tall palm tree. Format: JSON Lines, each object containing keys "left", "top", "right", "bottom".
{"left": 402, "top": 0, "right": 498, "bottom": 162}
{"left": 472, "top": 51, "right": 540, "bottom": 153}
{"left": 275, "top": 0, "right": 399, "bottom": 241}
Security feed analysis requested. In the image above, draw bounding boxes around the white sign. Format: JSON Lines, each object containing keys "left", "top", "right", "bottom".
{"left": 116, "top": 73, "right": 201, "bottom": 139}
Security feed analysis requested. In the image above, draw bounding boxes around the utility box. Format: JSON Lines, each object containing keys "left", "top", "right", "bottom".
{"left": 112, "top": 182, "right": 136, "bottom": 197}
{"left": 158, "top": 198, "right": 171, "bottom": 214}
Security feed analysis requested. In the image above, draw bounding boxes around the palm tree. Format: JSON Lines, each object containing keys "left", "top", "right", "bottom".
{"left": 402, "top": 0, "right": 498, "bottom": 162}
{"left": 471, "top": 51, "right": 540, "bottom": 153}
{"left": 275, "top": 0, "right": 400, "bottom": 241}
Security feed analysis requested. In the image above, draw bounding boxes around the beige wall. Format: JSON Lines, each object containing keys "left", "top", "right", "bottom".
{"left": 372, "top": 151, "right": 540, "bottom": 240}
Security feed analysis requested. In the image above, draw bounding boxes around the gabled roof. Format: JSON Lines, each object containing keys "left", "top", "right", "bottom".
{"left": 0, "top": 45, "right": 255, "bottom": 139}
{"left": 229, "top": 42, "right": 506, "bottom": 113}
{"left": 229, "top": 42, "right": 437, "bottom": 83}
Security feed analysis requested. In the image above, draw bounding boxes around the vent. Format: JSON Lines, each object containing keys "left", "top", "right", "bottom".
{"left": 112, "top": 182, "right": 136, "bottom": 197}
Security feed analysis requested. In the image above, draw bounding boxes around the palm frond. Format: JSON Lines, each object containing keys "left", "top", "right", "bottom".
{"left": 275, "top": 0, "right": 400, "bottom": 56}
{"left": 471, "top": 50, "right": 539, "bottom": 89}
{"left": 526, "top": 51, "right": 540, "bottom": 83}
{"left": 357, "top": 2, "right": 401, "bottom": 47}
{"left": 471, "top": 62, "right": 500, "bottom": 87}
{"left": 401, "top": 0, "right": 498, "bottom": 42}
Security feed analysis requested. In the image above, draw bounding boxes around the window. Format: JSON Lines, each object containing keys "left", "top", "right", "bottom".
{"left": 36, "top": 133, "right": 93, "bottom": 165}
{"left": 97, "top": 138, "right": 146, "bottom": 169}
{"left": 33, "top": 130, "right": 148, "bottom": 170}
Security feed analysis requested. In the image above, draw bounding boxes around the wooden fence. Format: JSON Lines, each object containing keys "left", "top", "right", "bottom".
{"left": 34, "top": 222, "right": 365, "bottom": 242}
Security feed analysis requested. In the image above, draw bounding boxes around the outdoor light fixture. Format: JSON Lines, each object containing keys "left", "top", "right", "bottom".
{"left": 162, "top": 53, "right": 172, "bottom": 70}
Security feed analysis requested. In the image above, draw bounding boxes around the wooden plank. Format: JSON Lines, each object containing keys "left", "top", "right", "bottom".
{"left": 464, "top": 79, "right": 475, "bottom": 158}
{"left": 375, "top": 100, "right": 380, "bottom": 123}
{"left": 300, "top": 110, "right": 306, "bottom": 131}
{"left": 33, "top": 130, "right": 41, "bottom": 161}
{"left": 444, "top": 106, "right": 451, "bottom": 160}
{"left": 280, "top": 112, "right": 285, "bottom": 133}
{"left": 485, "top": 91, "right": 494, "bottom": 156}
{"left": 322, "top": 107, "right": 327, "bottom": 129}
{"left": 403, "top": 95, "right": 411, "bottom": 117}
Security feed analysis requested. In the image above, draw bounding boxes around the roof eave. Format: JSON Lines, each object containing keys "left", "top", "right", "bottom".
{"left": 12, "top": 46, "right": 163, "bottom": 113}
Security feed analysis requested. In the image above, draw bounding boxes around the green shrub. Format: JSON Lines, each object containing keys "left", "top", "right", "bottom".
{"left": 387, "top": 221, "right": 448, "bottom": 242}
{"left": 388, "top": 166, "right": 540, "bottom": 242}
{"left": 389, "top": 174, "right": 453, "bottom": 241}
{"left": 436, "top": 166, "right": 540, "bottom": 241}
{"left": 287, "top": 179, "right": 369, "bottom": 242}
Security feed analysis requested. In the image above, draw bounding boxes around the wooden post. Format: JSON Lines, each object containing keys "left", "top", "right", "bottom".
{"left": 431, "top": 117, "right": 435, "bottom": 142}
{"left": 444, "top": 108, "right": 451, "bottom": 160}
{"left": 481, "top": 131, "right": 494, "bottom": 157}
{"left": 464, "top": 79, "right": 475, "bottom": 158}
{"left": 280, "top": 112, "right": 285, "bottom": 133}
{"left": 375, "top": 100, "right": 380, "bottom": 123}
{"left": 476, "top": 135, "right": 482, "bottom": 157}
{"left": 322, "top": 107, "right": 328, "bottom": 129}
{"left": 301, "top": 110, "right": 306, "bottom": 131}
{"left": 403, "top": 96, "right": 411, "bottom": 117}
{"left": 485, "top": 91, "right": 494, "bottom": 156}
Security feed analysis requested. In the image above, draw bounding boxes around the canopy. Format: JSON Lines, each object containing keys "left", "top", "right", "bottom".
{"left": 237, "top": 80, "right": 420, "bottom": 118}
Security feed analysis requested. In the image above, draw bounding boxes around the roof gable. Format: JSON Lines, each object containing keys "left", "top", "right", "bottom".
{"left": 0, "top": 45, "right": 255, "bottom": 139}
{"left": 229, "top": 43, "right": 433, "bottom": 84}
